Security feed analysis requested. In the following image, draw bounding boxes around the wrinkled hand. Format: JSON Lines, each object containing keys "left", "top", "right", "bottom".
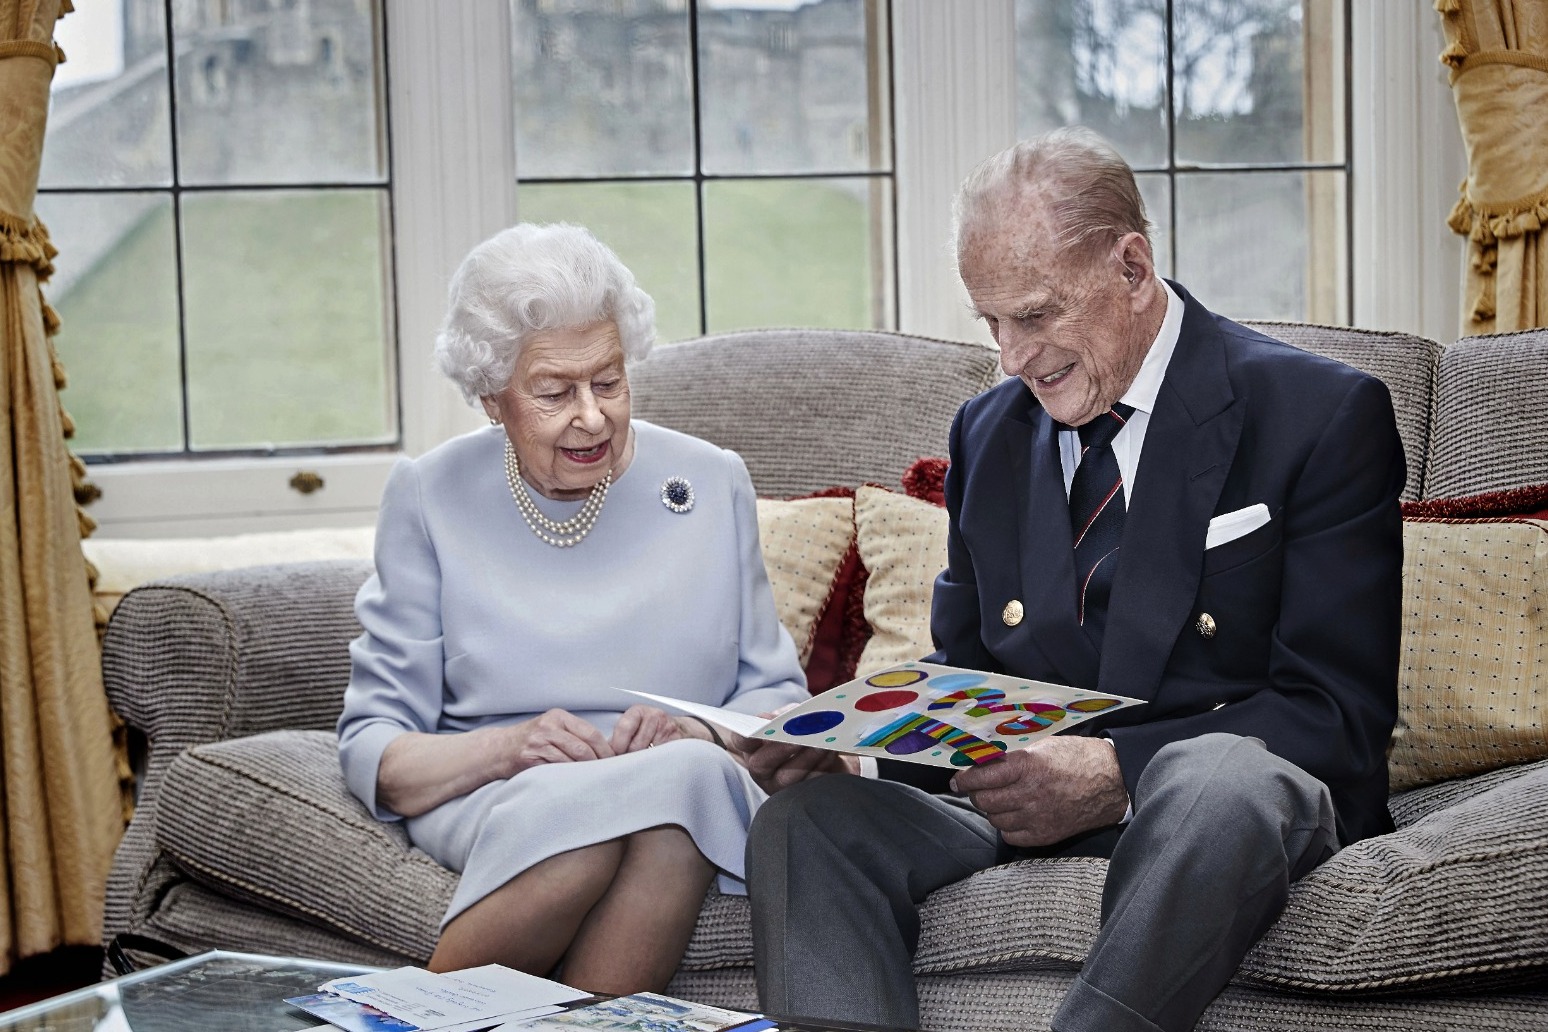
{"left": 735, "top": 739, "right": 859, "bottom": 793}
{"left": 950, "top": 737, "right": 1129, "bottom": 848}
{"left": 610, "top": 704, "right": 691, "bottom": 754}
{"left": 504, "top": 709, "right": 615, "bottom": 771}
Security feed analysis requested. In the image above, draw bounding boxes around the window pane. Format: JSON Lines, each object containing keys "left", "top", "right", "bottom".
{"left": 172, "top": 0, "right": 385, "bottom": 186}
{"left": 1173, "top": 170, "right": 1346, "bottom": 322}
{"left": 1016, "top": 0, "right": 1168, "bottom": 170}
{"left": 41, "top": 0, "right": 172, "bottom": 188}
{"left": 180, "top": 190, "right": 394, "bottom": 450}
{"left": 35, "top": 193, "right": 182, "bottom": 453}
{"left": 512, "top": 0, "right": 694, "bottom": 178}
{"left": 699, "top": 0, "right": 889, "bottom": 176}
{"left": 703, "top": 177, "right": 892, "bottom": 332}
{"left": 1173, "top": 0, "right": 1341, "bottom": 167}
{"left": 1135, "top": 172, "right": 1172, "bottom": 279}
{"left": 518, "top": 181, "right": 701, "bottom": 342}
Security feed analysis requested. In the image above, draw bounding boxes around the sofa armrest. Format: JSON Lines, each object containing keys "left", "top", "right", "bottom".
{"left": 103, "top": 560, "right": 373, "bottom": 787}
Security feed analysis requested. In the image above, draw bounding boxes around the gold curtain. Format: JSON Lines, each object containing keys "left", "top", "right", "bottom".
{"left": 1437, "top": 0, "right": 1548, "bottom": 336}
{"left": 0, "top": 0, "right": 123, "bottom": 975}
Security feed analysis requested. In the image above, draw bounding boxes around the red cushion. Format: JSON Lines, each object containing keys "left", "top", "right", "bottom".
{"left": 1402, "top": 482, "right": 1548, "bottom": 521}
{"left": 784, "top": 465, "right": 954, "bottom": 691}
{"left": 779, "top": 486, "right": 865, "bottom": 693}
{"left": 902, "top": 456, "right": 949, "bottom": 507}
{"left": 803, "top": 543, "right": 863, "bottom": 693}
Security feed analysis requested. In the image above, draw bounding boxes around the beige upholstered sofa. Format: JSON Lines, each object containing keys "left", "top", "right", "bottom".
{"left": 99, "top": 327, "right": 1548, "bottom": 1030}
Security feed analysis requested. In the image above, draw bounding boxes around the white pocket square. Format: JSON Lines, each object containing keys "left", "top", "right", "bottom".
{"left": 1205, "top": 504, "right": 1271, "bottom": 550}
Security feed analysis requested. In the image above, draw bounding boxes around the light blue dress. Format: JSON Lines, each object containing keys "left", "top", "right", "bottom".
{"left": 338, "top": 420, "right": 807, "bottom": 926}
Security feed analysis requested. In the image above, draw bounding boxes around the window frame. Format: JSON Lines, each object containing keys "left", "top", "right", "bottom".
{"left": 74, "top": 0, "right": 1461, "bottom": 536}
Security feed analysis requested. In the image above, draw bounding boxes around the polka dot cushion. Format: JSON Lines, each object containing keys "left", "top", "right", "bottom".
{"left": 754, "top": 495, "right": 857, "bottom": 665}
{"left": 1390, "top": 518, "right": 1548, "bottom": 790}
{"left": 853, "top": 485, "right": 949, "bottom": 674}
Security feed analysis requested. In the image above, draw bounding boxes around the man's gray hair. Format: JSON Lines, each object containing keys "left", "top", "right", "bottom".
{"left": 953, "top": 126, "right": 1153, "bottom": 263}
{"left": 435, "top": 223, "right": 656, "bottom": 404}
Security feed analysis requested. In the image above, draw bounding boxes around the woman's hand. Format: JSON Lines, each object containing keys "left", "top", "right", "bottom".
{"left": 609, "top": 704, "right": 690, "bottom": 754}
{"left": 732, "top": 739, "right": 859, "bottom": 793}
{"left": 506, "top": 709, "right": 617, "bottom": 769}
{"left": 376, "top": 710, "right": 613, "bottom": 819}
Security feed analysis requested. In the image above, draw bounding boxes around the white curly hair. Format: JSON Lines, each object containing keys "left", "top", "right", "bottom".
{"left": 434, "top": 223, "right": 656, "bottom": 405}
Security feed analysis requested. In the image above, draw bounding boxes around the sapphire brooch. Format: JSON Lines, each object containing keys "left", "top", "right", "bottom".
{"left": 660, "top": 476, "right": 695, "bottom": 514}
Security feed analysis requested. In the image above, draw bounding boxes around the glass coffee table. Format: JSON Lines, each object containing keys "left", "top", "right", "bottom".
{"left": 0, "top": 950, "right": 378, "bottom": 1031}
{"left": 0, "top": 950, "right": 921, "bottom": 1032}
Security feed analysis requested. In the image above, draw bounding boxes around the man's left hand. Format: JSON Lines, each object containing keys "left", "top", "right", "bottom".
{"left": 951, "top": 736, "right": 1130, "bottom": 847}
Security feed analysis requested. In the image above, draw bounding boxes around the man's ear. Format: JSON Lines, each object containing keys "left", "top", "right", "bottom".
{"left": 1114, "top": 232, "right": 1155, "bottom": 289}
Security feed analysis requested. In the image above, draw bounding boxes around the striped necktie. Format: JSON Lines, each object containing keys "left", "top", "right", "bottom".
{"left": 1068, "top": 403, "right": 1135, "bottom": 647}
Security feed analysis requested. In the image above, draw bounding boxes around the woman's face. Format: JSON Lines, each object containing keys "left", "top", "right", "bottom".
{"left": 481, "top": 320, "right": 632, "bottom": 501}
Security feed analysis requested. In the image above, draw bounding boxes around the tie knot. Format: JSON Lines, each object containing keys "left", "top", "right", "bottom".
{"left": 1076, "top": 404, "right": 1135, "bottom": 451}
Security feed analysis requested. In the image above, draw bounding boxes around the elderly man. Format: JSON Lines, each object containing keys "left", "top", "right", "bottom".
{"left": 742, "top": 127, "right": 1404, "bottom": 1032}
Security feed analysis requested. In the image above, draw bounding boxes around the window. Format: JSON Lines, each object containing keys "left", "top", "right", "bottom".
{"left": 510, "top": 0, "right": 895, "bottom": 340}
{"left": 37, "top": 0, "right": 396, "bottom": 461}
{"left": 1016, "top": 0, "right": 1349, "bottom": 323}
{"left": 38, "top": 1, "right": 1446, "bottom": 535}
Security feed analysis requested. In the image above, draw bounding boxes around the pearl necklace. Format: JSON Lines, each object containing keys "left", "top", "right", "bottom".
{"left": 503, "top": 438, "right": 611, "bottom": 548}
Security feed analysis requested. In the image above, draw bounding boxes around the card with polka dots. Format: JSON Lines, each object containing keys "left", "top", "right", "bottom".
{"left": 623, "top": 662, "right": 1145, "bottom": 768}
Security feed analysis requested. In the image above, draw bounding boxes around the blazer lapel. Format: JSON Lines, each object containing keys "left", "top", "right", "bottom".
{"left": 1099, "top": 287, "right": 1243, "bottom": 701}
{"left": 997, "top": 394, "right": 1102, "bottom": 689}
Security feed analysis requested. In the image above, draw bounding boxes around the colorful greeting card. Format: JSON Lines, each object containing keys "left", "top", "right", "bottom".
{"left": 625, "top": 662, "right": 1144, "bottom": 769}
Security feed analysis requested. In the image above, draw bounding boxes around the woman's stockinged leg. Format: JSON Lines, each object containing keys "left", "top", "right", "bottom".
{"left": 428, "top": 839, "right": 626, "bottom": 974}
{"left": 561, "top": 825, "right": 716, "bottom": 994}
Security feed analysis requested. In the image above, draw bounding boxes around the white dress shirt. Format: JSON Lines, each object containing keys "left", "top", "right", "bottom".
{"left": 1057, "top": 279, "right": 1183, "bottom": 503}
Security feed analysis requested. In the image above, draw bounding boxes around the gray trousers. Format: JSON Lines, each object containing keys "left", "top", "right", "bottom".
{"left": 746, "top": 733, "right": 1339, "bottom": 1032}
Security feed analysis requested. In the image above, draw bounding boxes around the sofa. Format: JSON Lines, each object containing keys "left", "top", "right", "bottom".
{"left": 98, "top": 326, "right": 1548, "bottom": 1030}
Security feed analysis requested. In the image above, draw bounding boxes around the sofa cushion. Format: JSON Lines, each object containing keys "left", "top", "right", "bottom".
{"left": 628, "top": 329, "right": 1001, "bottom": 498}
{"left": 154, "top": 729, "right": 455, "bottom": 960}
{"left": 1390, "top": 518, "right": 1548, "bottom": 791}
{"left": 853, "top": 486, "right": 950, "bottom": 674}
{"left": 1244, "top": 322, "right": 1440, "bottom": 503}
{"left": 911, "top": 759, "right": 1548, "bottom": 992}
{"left": 686, "top": 759, "right": 1548, "bottom": 993}
{"left": 754, "top": 495, "right": 855, "bottom": 667}
{"left": 1425, "top": 329, "right": 1548, "bottom": 498}
{"left": 1402, "top": 481, "right": 1548, "bottom": 521}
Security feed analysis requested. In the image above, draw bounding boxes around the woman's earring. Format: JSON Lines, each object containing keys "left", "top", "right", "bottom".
{"left": 489, "top": 417, "right": 500, "bottom": 426}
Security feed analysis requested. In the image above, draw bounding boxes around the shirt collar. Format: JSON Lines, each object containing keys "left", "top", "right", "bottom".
{"left": 1118, "top": 279, "right": 1182, "bottom": 417}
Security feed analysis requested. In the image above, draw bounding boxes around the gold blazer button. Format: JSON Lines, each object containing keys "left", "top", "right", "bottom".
{"left": 1196, "top": 613, "right": 1217, "bottom": 639}
{"left": 1002, "top": 600, "right": 1024, "bottom": 627}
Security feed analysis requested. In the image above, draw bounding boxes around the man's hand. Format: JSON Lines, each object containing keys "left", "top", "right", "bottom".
{"left": 735, "top": 739, "right": 859, "bottom": 793}
{"left": 950, "top": 736, "right": 1129, "bottom": 848}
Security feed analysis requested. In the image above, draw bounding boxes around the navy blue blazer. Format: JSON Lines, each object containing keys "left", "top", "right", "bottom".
{"left": 910, "top": 283, "right": 1404, "bottom": 846}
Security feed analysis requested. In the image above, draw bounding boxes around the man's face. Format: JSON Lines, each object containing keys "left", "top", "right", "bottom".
{"left": 959, "top": 194, "right": 1152, "bottom": 427}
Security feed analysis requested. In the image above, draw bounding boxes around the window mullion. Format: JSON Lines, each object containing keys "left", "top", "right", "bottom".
{"left": 891, "top": 0, "right": 1016, "bottom": 342}
{"left": 387, "top": 0, "right": 517, "bottom": 457}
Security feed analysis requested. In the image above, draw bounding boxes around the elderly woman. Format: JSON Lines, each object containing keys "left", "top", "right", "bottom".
{"left": 337, "top": 223, "right": 806, "bottom": 993}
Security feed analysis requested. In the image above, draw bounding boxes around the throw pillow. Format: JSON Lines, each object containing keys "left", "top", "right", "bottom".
{"left": 1401, "top": 481, "right": 1548, "bottom": 521}
{"left": 755, "top": 495, "right": 856, "bottom": 666}
{"left": 1389, "top": 517, "right": 1548, "bottom": 791}
{"left": 902, "top": 455, "right": 949, "bottom": 507}
{"left": 853, "top": 485, "right": 950, "bottom": 675}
